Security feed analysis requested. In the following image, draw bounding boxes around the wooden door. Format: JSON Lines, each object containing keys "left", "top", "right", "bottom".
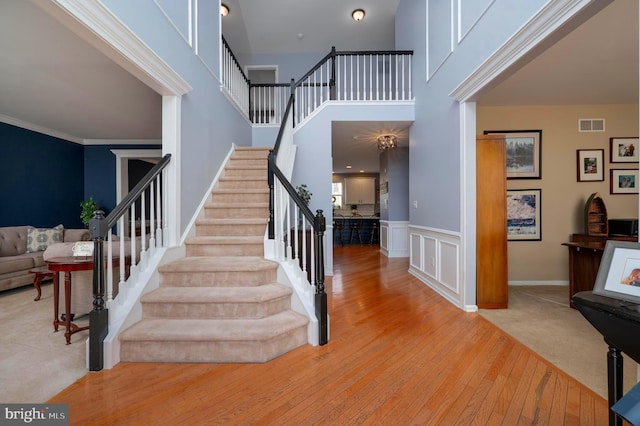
{"left": 476, "top": 135, "right": 508, "bottom": 308}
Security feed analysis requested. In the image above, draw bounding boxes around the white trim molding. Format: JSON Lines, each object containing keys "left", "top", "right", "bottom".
{"left": 408, "top": 225, "right": 472, "bottom": 311}
{"left": 380, "top": 220, "right": 409, "bottom": 258}
{"left": 0, "top": 113, "right": 83, "bottom": 144}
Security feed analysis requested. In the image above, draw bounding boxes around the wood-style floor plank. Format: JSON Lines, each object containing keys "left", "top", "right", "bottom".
{"left": 49, "top": 245, "right": 609, "bottom": 425}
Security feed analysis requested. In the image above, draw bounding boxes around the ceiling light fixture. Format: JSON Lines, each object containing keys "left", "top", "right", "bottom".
{"left": 377, "top": 134, "right": 397, "bottom": 150}
{"left": 352, "top": 9, "right": 365, "bottom": 22}
{"left": 220, "top": 4, "right": 229, "bottom": 16}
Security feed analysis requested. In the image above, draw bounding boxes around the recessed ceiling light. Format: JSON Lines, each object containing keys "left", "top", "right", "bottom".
{"left": 359, "top": 170, "right": 365, "bottom": 173}
{"left": 346, "top": 165, "right": 352, "bottom": 169}
{"left": 220, "top": 4, "right": 229, "bottom": 16}
{"left": 352, "top": 9, "right": 365, "bottom": 22}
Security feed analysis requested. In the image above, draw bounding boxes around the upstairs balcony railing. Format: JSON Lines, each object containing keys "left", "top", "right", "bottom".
{"left": 221, "top": 43, "right": 413, "bottom": 126}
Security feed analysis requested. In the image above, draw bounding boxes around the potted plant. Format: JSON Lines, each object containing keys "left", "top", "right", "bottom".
{"left": 296, "top": 184, "right": 312, "bottom": 206}
{"left": 80, "top": 197, "right": 99, "bottom": 227}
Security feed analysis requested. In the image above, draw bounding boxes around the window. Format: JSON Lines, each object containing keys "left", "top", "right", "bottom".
{"left": 332, "top": 182, "right": 343, "bottom": 208}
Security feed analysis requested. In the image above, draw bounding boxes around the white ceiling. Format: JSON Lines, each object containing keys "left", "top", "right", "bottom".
{"left": 221, "top": 0, "right": 399, "bottom": 55}
{"left": 0, "top": 1, "right": 636, "bottom": 174}
{"left": 0, "top": 0, "right": 162, "bottom": 142}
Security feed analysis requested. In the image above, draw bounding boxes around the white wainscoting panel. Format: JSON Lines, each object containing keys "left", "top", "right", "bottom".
{"left": 408, "top": 225, "right": 463, "bottom": 309}
{"left": 410, "top": 233, "right": 421, "bottom": 270}
{"left": 423, "top": 236, "right": 437, "bottom": 279}
{"left": 380, "top": 223, "right": 389, "bottom": 253}
{"left": 380, "top": 221, "right": 409, "bottom": 258}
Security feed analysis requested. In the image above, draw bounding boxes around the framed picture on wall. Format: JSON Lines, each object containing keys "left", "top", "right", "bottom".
{"left": 506, "top": 189, "right": 541, "bottom": 241}
{"left": 610, "top": 137, "right": 639, "bottom": 163}
{"left": 610, "top": 169, "right": 639, "bottom": 194}
{"left": 593, "top": 241, "right": 640, "bottom": 304}
{"left": 483, "top": 130, "right": 542, "bottom": 179}
{"left": 577, "top": 149, "right": 605, "bottom": 182}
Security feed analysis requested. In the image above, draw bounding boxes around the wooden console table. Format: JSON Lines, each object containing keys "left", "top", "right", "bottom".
{"left": 46, "top": 256, "right": 127, "bottom": 345}
{"left": 562, "top": 241, "right": 605, "bottom": 308}
{"left": 563, "top": 234, "right": 639, "bottom": 308}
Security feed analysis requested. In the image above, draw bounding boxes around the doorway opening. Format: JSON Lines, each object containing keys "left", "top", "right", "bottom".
{"left": 246, "top": 66, "right": 278, "bottom": 123}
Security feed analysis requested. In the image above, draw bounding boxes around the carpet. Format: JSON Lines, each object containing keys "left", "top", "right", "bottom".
{"left": 0, "top": 281, "right": 88, "bottom": 403}
{"left": 479, "top": 285, "right": 638, "bottom": 399}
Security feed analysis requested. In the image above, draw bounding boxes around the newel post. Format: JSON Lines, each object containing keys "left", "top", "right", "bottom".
{"left": 329, "top": 46, "right": 336, "bottom": 100}
{"left": 267, "top": 150, "right": 275, "bottom": 240}
{"left": 313, "top": 209, "right": 328, "bottom": 345}
{"left": 290, "top": 78, "right": 296, "bottom": 125}
{"left": 89, "top": 210, "right": 108, "bottom": 371}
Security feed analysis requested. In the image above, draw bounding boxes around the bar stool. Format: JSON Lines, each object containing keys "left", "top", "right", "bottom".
{"left": 349, "top": 215, "right": 363, "bottom": 244}
{"left": 369, "top": 219, "right": 379, "bottom": 245}
{"left": 333, "top": 214, "right": 345, "bottom": 246}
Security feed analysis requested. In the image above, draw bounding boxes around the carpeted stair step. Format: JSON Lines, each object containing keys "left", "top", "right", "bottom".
{"left": 204, "top": 202, "right": 268, "bottom": 218}
{"left": 185, "top": 236, "right": 264, "bottom": 256}
{"left": 227, "top": 158, "right": 267, "bottom": 168}
{"left": 224, "top": 165, "right": 267, "bottom": 178}
{"left": 141, "top": 284, "right": 293, "bottom": 319}
{"left": 195, "top": 218, "right": 267, "bottom": 237}
{"left": 232, "top": 147, "right": 272, "bottom": 159}
{"left": 119, "top": 311, "right": 309, "bottom": 363}
{"left": 158, "top": 256, "right": 277, "bottom": 287}
{"left": 211, "top": 188, "right": 269, "bottom": 203}
{"left": 217, "top": 176, "right": 267, "bottom": 190}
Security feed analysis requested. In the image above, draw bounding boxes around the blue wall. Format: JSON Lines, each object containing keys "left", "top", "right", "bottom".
{"left": 0, "top": 122, "right": 83, "bottom": 228}
{"left": 0, "top": 121, "right": 160, "bottom": 228}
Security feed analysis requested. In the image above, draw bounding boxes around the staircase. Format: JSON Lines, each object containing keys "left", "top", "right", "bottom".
{"left": 119, "top": 146, "right": 309, "bottom": 363}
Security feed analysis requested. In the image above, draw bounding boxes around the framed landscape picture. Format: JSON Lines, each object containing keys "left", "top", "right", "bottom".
{"left": 593, "top": 241, "right": 640, "bottom": 304}
{"left": 483, "top": 130, "right": 542, "bottom": 179}
{"left": 577, "top": 149, "right": 604, "bottom": 182}
{"left": 506, "top": 189, "right": 541, "bottom": 241}
{"left": 610, "top": 137, "right": 639, "bottom": 163}
{"left": 610, "top": 169, "right": 639, "bottom": 194}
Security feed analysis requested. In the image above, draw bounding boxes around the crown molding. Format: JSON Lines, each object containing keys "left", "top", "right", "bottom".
{"left": 0, "top": 114, "right": 82, "bottom": 144}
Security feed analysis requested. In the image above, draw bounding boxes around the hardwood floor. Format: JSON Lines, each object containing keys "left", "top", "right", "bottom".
{"left": 49, "top": 245, "right": 608, "bottom": 425}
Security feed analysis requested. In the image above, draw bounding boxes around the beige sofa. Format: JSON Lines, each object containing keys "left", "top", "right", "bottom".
{"left": 0, "top": 226, "right": 90, "bottom": 293}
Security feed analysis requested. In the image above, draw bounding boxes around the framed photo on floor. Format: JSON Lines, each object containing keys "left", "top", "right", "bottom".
{"left": 483, "top": 130, "right": 542, "bottom": 179}
{"left": 576, "top": 149, "right": 604, "bottom": 182}
{"left": 506, "top": 189, "right": 541, "bottom": 241}
{"left": 610, "top": 137, "right": 639, "bottom": 163}
{"left": 593, "top": 241, "right": 640, "bottom": 304}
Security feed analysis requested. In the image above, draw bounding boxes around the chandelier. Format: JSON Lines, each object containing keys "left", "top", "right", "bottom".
{"left": 377, "top": 135, "right": 397, "bottom": 150}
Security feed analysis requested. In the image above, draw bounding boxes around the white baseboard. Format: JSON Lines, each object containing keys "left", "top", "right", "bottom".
{"left": 509, "top": 280, "right": 569, "bottom": 286}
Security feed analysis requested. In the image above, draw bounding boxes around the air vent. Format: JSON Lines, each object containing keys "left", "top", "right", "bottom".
{"left": 578, "top": 118, "right": 605, "bottom": 132}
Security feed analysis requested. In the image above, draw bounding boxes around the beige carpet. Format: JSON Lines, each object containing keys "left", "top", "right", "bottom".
{"left": 0, "top": 281, "right": 88, "bottom": 403}
{"left": 479, "top": 285, "right": 638, "bottom": 399}
{"left": 1, "top": 282, "right": 637, "bottom": 403}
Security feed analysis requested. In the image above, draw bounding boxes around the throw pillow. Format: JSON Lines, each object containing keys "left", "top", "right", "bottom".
{"left": 26, "top": 224, "right": 64, "bottom": 253}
